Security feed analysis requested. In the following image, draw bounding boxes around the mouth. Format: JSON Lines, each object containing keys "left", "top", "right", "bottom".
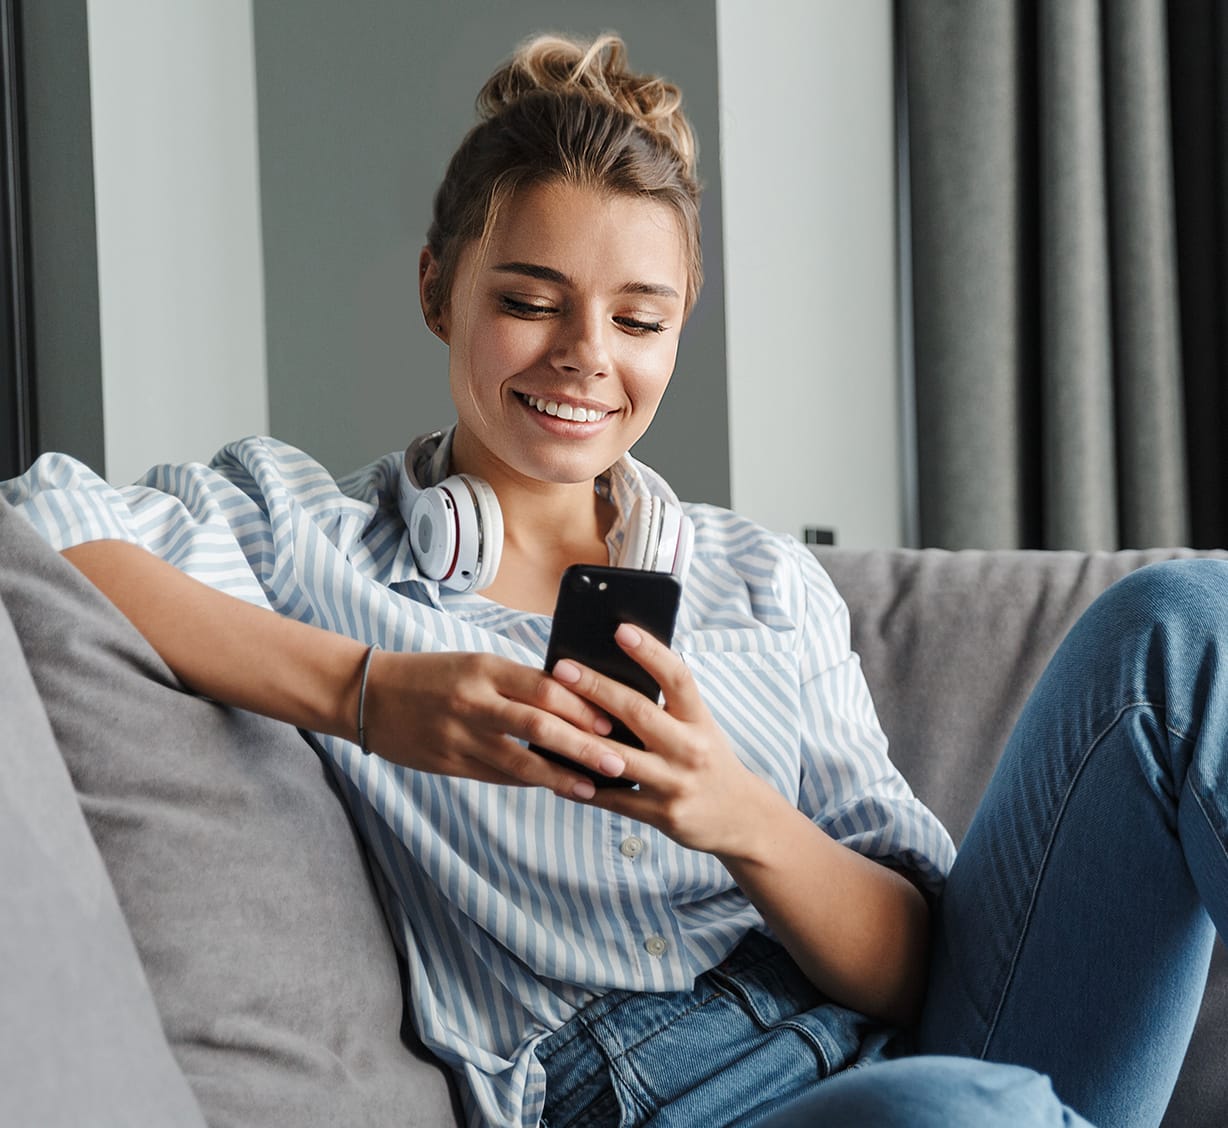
{"left": 515, "top": 392, "right": 614, "bottom": 423}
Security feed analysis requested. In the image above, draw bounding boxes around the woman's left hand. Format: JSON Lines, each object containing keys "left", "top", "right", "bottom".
{"left": 550, "top": 623, "right": 774, "bottom": 855}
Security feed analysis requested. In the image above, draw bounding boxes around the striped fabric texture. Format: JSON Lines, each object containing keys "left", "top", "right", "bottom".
{"left": 3, "top": 435, "right": 955, "bottom": 1127}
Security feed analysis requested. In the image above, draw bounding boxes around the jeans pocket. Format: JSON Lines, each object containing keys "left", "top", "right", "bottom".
{"left": 708, "top": 956, "right": 883, "bottom": 1079}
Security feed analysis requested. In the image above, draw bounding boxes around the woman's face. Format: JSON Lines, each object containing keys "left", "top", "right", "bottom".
{"left": 430, "top": 180, "right": 689, "bottom": 490}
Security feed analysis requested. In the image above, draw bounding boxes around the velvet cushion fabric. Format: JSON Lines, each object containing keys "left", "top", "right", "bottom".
{"left": 0, "top": 498, "right": 458, "bottom": 1127}
{"left": 0, "top": 593, "right": 206, "bottom": 1127}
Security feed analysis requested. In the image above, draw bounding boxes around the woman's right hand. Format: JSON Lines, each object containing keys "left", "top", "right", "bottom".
{"left": 359, "top": 649, "right": 621, "bottom": 799}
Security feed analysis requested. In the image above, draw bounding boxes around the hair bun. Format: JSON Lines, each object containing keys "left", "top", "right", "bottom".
{"left": 477, "top": 33, "right": 698, "bottom": 179}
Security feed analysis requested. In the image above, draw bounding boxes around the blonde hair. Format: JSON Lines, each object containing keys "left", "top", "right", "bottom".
{"left": 424, "top": 33, "right": 703, "bottom": 322}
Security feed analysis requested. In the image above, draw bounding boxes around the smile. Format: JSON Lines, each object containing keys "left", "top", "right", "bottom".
{"left": 517, "top": 393, "right": 611, "bottom": 423}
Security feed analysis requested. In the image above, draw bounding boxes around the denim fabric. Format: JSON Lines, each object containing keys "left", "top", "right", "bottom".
{"left": 541, "top": 561, "right": 1228, "bottom": 1127}
{"left": 919, "top": 559, "right": 1228, "bottom": 1128}
{"left": 536, "top": 932, "right": 1087, "bottom": 1128}
{"left": 535, "top": 932, "right": 892, "bottom": 1127}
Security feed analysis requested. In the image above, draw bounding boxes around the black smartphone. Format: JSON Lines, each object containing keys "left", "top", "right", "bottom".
{"left": 531, "top": 564, "right": 682, "bottom": 788}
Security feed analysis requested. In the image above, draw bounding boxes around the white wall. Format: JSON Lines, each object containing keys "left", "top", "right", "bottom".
{"left": 86, "top": 0, "right": 267, "bottom": 485}
{"left": 717, "top": 0, "right": 903, "bottom": 547}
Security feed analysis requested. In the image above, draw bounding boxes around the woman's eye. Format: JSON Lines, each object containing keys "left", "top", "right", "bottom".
{"left": 500, "top": 297, "right": 556, "bottom": 317}
{"left": 616, "top": 316, "right": 667, "bottom": 335}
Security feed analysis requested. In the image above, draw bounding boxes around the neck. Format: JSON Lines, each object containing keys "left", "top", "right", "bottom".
{"left": 449, "top": 430, "right": 616, "bottom": 612}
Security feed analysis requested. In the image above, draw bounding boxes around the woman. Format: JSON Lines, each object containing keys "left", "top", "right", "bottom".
{"left": 5, "top": 33, "right": 1225, "bottom": 1128}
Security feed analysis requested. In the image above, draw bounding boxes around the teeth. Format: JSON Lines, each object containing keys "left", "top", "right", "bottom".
{"left": 523, "top": 394, "right": 606, "bottom": 423}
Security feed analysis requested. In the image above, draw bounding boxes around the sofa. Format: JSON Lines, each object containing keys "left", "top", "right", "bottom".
{"left": 1, "top": 491, "right": 1223, "bottom": 1127}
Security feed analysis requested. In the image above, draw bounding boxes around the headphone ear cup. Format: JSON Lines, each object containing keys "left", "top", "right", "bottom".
{"left": 618, "top": 496, "right": 661, "bottom": 572}
{"left": 460, "top": 473, "right": 503, "bottom": 591}
{"left": 408, "top": 474, "right": 504, "bottom": 592}
{"left": 407, "top": 486, "right": 460, "bottom": 582}
{"left": 616, "top": 496, "right": 693, "bottom": 578}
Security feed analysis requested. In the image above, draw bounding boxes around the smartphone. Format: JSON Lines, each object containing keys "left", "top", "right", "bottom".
{"left": 531, "top": 564, "right": 682, "bottom": 788}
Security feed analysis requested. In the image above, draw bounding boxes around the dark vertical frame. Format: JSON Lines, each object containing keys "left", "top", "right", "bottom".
{"left": 1, "top": 0, "right": 35, "bottom": 479}
{"left": 894, "top": 0, "right": 919, "bottom": 548}
{"left": 0, "top": 0, "right": 33, "bottom": 476}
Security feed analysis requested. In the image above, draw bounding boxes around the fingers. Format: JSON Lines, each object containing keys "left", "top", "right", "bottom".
{"left": 380, "top": 652, "right": 621, "bottom": 797}
{"left": 615, "top": 623, "right": 703, "bottom": 722}
{"left": 553, "top": 622, "right": 702, "bottom": 730}
{"left": 495, "top": 705, "right": 625, "bottom": 788}
{"left": 497, "top": 657, "right": 614, "bottom": 738}
{"left": 485, "top": 659, "right": 642, "bottom": 792}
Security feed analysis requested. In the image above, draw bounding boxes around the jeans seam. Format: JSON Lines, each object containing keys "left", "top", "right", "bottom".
{"left": 1187, "top": 771, "right": 1228, "bottom": 870}
{"left": 594, "top": 990, "right": 727, "bottom": 1061}
{"left": 979, "top": 699, "right": 1161, "bottom": 1057}
{"left": 591, "top": 990, "right": 729, "bottom": 1119}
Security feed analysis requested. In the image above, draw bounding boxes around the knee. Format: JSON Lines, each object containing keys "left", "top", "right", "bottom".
{"left": 1104, "top": 557, "right": 1228, "bottom": 613}
{"left": 1081, "top": 558, "right": 1228, "bottom": 648}
{"left": 756, "top": 1056, "right": 1087, "bottom": 1128}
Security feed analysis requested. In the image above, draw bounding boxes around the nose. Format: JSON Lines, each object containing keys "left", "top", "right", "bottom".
{"left": 550, "top": 309, "right": 611, "bottom": 379}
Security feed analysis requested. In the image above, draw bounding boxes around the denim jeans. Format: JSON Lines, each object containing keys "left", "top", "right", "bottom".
{"left": 915, "top": 559, "right": 1226, "bottom": 1127}
{"left": 537, "top": 561, "right": 1227, "bottom": 1127}
{"left": 536, "top": 931, "right": 894, "bottom": 1127}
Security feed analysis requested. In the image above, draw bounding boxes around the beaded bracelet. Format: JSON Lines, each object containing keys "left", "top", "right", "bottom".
{"left": 357, "top": 643, "right": 381, "bottom": 754}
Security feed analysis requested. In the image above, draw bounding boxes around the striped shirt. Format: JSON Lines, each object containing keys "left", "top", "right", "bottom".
{"left": 3, "top": 434, "right": 955, "bottom": 1127}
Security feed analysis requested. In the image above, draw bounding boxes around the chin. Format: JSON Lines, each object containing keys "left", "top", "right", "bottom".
{"left": 524, "top": 436, "right": 627, "bottom": 480}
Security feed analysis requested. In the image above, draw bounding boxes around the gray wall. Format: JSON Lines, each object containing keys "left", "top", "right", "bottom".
{"left": 21, "top": 0, "right": 105, "bottom": 474}
{"left": 252, "top": 0, "right": 730, "bottom": 506}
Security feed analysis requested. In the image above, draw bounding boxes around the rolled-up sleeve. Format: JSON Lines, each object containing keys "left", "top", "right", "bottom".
{"left": 1, "top": 454, "right": 145, "bottom": 551}
{"left": 791, "top": 543, "right": 955, "bottom": 895}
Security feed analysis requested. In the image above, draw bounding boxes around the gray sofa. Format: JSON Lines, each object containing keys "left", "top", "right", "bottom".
{"left": 1, "top": 492, "right": 1223, "bottom": 1127}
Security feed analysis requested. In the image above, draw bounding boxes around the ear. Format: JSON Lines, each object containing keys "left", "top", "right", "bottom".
{"left": 418, "top": 247, "right": 449, "bottom": 343}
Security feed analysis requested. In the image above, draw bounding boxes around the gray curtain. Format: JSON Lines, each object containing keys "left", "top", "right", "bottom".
{"left": 903, "top": 0, "right": 1228, "bottom": 550}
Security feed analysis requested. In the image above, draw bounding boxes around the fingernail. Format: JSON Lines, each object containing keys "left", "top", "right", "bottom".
{"left": 572, "top": 779, "right": 596, "bottom": 800}
{"left": 598, "top": 753, "right": 625, "bottom": 776}
{"left": 593, "top": 716, "right": 613, "bottom": 735}
{"left": 553, "top": 660, "right": 581, "bottom": 684}
{"left": 615, "top": 623, "right": 642, "bottom": 647}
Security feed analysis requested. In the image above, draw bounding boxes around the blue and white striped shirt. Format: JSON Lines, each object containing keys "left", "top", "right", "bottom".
{"left": 3, "top": 435, "right": 955, "bottom": 1128}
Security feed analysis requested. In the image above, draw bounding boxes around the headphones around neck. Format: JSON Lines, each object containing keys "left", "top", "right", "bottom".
{"left": 397, "top": 432, "right": 693, "bottom": 593}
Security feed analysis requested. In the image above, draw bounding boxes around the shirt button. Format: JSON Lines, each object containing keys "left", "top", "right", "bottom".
{"left": 619, "top": 836, "right": 645, "bottom": 859}
{"left": 644, "top": 935, "right": 668, "bottom": 958}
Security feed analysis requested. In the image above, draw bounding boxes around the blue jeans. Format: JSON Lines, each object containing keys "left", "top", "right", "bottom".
{"left": 915, "top": 559, "right": 1225, "bottom": 1126}
{"left": 538, "top": 561, "right": 1227, "bottom": 1127}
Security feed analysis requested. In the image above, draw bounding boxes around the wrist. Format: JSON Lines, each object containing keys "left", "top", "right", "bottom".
{"left": 713, "top": 773, "right": 804, "bottom": 870}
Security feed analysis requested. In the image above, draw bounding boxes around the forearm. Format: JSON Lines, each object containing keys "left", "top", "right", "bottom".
{"left": 62, "top": 539, "right": 369, "bottom": 738}
{"left": 716, "top": 776, "right": 931, "bottom": 1028}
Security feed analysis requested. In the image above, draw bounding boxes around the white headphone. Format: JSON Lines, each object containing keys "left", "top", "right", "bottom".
{"left": 397, "top": 431, "right": 693, "bottom": 592}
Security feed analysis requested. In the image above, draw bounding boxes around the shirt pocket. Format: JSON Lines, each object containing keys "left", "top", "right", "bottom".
{"left": 681, "top": 648, "right": 805, "bottom": 802}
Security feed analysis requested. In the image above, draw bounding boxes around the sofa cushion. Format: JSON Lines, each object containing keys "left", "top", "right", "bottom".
{"left": 0, "top": 594, "right": 207, "bottom": 1128}
{"left": 816, "top": 545, "right": 1228, "bottom": 1128}
{"left": 0, "top": 497, "right": 459, "bottom": 1127}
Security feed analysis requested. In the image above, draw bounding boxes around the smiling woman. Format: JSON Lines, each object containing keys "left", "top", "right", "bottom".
{"left": 7, "top": 25, "right": 1225, "bottom": 1128}
{"left": 1, "top": 32, "right": 951, "bottom": 1125}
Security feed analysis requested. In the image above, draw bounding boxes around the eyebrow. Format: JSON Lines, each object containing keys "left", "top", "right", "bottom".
{"left": 492, "top": 261, "right": 680, "bottom": 301}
